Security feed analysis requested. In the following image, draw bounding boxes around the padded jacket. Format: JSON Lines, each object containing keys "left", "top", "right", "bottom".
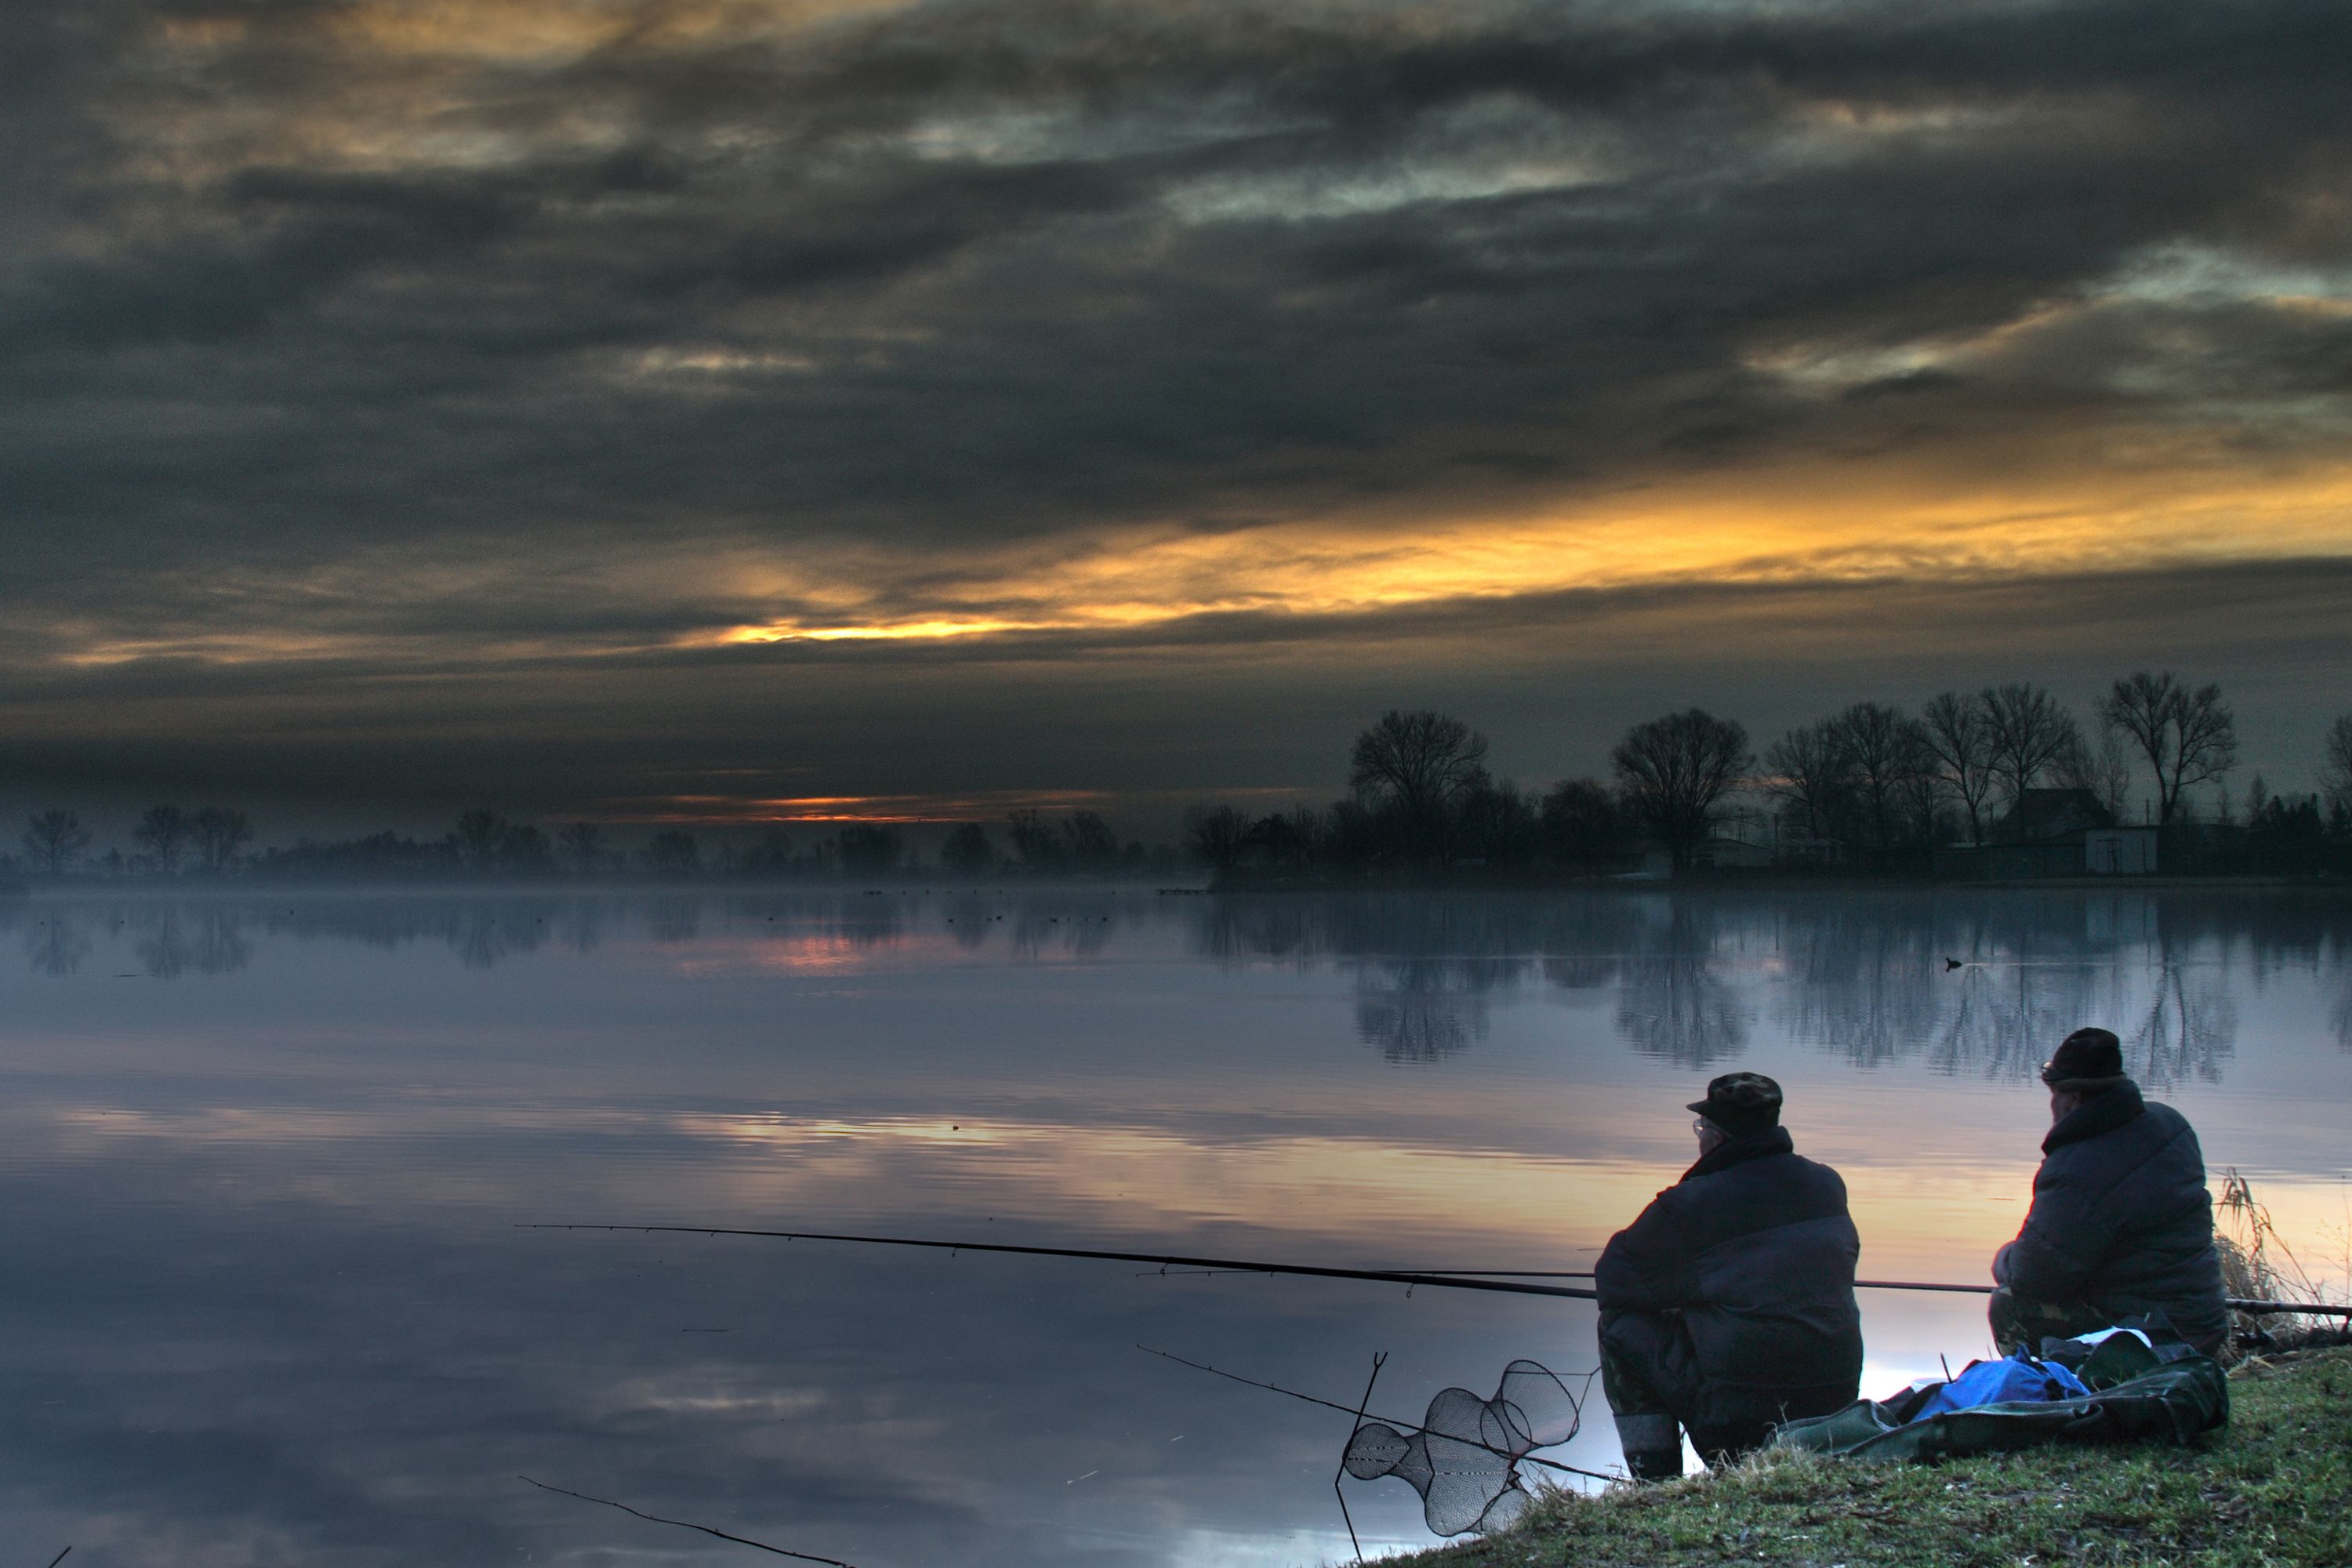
{"left": 1595, "top": 1127, "right": 1864, "bottom": 1429}
{"left": 1994, "top": 1082, "right": 2227, "bottom": 1353}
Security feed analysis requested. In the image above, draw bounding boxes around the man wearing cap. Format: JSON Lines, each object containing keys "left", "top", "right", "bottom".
{"left": 1990, "top": 1027, "right": 2227, "bottom": 1356}
{"left": 1594, "top": 1073, "right": 1863, "bottom": 1480}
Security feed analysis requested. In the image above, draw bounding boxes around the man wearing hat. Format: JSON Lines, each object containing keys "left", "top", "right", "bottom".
{"left": 1990, "top": 1026, "right": 2227, "bottom": 1356}
{"left": 1594, "top": 1072, "right": 1863, "bottom": 1480}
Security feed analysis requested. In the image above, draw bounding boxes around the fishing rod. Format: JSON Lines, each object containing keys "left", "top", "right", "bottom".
{"left": 526, "top": 1224, "right": 1991, "bottom": 1301}
{"left": 1396, "top": 1272, "right": 2352, "bottom": 1316}
{"left": 524, "top": 1225, "right": 2352, "bottom": 1315}
{"left": 521, "top": 1224, "right": 1596, "bottom": 1300}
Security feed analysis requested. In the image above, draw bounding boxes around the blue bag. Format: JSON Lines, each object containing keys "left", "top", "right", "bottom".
{"left": 1910, "top": 1352, "right": 2091, "bottom": 1421}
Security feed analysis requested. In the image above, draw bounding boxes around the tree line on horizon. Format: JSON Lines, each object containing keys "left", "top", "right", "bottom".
{"left": 10, "top": 676, "right": 2350, "bottom": 886}
{"left": 5, "top": 801, "right": 1189, "bottom": 886}
{"left": 1184, "top": 677, "right": 2352, "bottom": 880}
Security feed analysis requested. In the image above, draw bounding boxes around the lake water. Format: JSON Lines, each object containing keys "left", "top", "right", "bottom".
{"left": 3, "top": 887, "right": 2348, "bottom": 1566}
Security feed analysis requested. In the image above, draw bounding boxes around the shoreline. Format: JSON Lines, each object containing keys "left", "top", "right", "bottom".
{"left": 1386, "top": 1345, "right": 2352, "bottom": 1568}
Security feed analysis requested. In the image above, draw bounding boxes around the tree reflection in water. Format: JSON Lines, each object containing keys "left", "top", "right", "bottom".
{"left": 132, "top": 903, "right": 253, "bottom": 977}
{"left": 23, "top": 910, "right": 90, "bottom": 976}
{"left": 6, "top": 889, "right": 2339, "bottom": 1092}
{"left": 1354, "top": 956, "right": 1513, "bottom": 1063}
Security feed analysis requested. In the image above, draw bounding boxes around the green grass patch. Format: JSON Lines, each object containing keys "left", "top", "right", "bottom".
{"left": 1385, "top": 1348, "right": 2352, "bottom": 1568}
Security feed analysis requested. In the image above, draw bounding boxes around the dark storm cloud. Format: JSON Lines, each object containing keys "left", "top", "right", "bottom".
{"left": 3, "top": 0, "right": 2349, "bottom": 810}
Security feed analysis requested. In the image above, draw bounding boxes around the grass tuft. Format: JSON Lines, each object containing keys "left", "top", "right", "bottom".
{"left": 1379, "top": 1347, "right": 2352, "bottom": 1568}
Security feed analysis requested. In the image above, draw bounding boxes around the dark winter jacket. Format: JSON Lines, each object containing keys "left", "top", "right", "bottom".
{"left": 1994, "top": 1082, "right": 2227, "bottom": 1353}
{"left": 1595, "top": 1127, "right": 1864, "bottom": 1431}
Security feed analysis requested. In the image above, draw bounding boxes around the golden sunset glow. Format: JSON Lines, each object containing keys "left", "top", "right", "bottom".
{"left": 12, "top": 0, "right": 2350, "bottom": 812}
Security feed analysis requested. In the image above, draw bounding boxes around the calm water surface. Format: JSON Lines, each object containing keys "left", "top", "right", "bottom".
{"left": 4, "top": 887, "right": 2349, "bottom": 1565}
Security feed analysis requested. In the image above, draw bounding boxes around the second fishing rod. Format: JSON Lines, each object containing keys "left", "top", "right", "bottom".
{"left": 524, "top": 1223, "right": 2352, "bottom": 1316}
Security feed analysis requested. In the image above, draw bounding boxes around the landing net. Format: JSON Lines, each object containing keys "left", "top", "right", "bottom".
{"left": 1341, "top": 1359, "right": 1584, "bottom": 1536}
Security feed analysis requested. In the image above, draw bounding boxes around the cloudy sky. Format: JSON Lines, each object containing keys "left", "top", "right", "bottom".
{"left": 7, "top": 0, "right": 2350, "bottom": 828}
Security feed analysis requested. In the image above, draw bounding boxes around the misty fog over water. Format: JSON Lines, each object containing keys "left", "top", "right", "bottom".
{"left": 2, "top": 888, "right": 2347, "bottom": 1565}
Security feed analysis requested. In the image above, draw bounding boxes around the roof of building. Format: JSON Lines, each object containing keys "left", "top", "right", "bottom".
{"left": 1992, "top": 787, "right": 2114, "bottom": 844}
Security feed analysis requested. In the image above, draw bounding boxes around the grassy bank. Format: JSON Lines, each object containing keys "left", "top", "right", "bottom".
{"left": 1388, "top": 1347, "right": 2352, "bottom": 1568}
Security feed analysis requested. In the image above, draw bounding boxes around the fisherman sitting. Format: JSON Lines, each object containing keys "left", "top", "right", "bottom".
{"left": 1595, "top": 1073, "right": 1864, "bottom": 1480}
{"left": 1991, "top": 1027, "right": 2227, "bottom": 1357}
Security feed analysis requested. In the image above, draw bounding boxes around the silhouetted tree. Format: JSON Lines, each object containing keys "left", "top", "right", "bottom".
{"left": 132, "top": 804, "right": 192, "bottom": 873}
{"left": 1348, "top": 709, "right": 1490, "bottom": 864}
{"left": 454, "top": 809, "right": 509, "bottom": 871}
{"left": 644, "top": 829, "right": 701, "bottom": 876}
{"left": 22, "top": 810, "right": 92, "bottom": 878}
{"left": 1183, "top": 804, "right": 1250, "bottom": 873}
{"left": 2057, "top": 724, "right": 2134, "bottom": 821}
{"left": 941, "top": 822, "right": 994, "bottom": 877}
{"left": 1893, "top": 722, "right": 1948, "bottom": 845}
{"left": 1612, "top": 708, "right": 1752, "bottom": 873}
{"left": 2324, "top": 713, "right": 2352, "bottom": 818}
{"left": 1454, "top": 781, "right": 1540, "bottom": 865}
{"left": 1541, "top": 778, "right": 1624, "bottom": 877}
{"left": 1980, "top": 681, "right": 2080, "bottom": 814}
{"left": 1005, "top": 809, "right": 1062, "bottom": 871}
{"left": 1765, "top": 719, "right": 1852, "bottom": 842}
{"left": 2100, "top": 671, "right": 2237, "bottom": 826}
{"left": 1921, "top": 690, "right": 1997, "bottom": 844}
{"left": 191, "top": 807, "right": 253, "bottom": 871}
{"left": 558, "top": 822, "right": 605, "bottom": 875}
{"left": 1060, "top": 810, "right": 1119, "bottom": 872}
{"left": 1242, "top": 808, "right": 1321, "bottom": 872}
{"left": 838, "top": 822, "right": 903, "bottom": 876}
{"left": 1827, "top": 702, "right": 1931, "bottom": 849}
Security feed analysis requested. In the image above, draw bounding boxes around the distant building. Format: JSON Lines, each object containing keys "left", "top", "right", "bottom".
{"left": 1937, "top": 788, "right": 2158, "bottom": 877}
{"left": 1991, "top": 788, "right": 2112, "bottom": 844}
{"left": 1695, "top": 834, "right": 1773, "bottom": 869}
{"left": 2084, "top": 828, "right": 2159, "bottom": 875}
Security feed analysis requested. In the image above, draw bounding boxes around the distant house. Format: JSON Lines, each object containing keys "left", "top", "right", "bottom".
{"left": 1937, "top": 788, "right": 2158, "bottom": 877}
{"left": 1992, "top": 788, "right": 2113, "bottom": 844}
{"left": 1696, "top": 834, "right": 1773, "bottom": 869}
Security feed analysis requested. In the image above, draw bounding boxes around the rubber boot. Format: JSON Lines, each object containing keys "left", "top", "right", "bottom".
{"left": 1613, "top": 1410, "right": 1684, "bottom": 1483}
{"left": 1623, "top": 1446, "right": 1684, "bottom": 1483}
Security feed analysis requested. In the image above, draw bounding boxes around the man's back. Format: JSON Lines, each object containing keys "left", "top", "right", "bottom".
{"left": 1997, "top": 1081, "right": 2226, "bottom": 1352}
{"left": 1597, "top": 1126, "right": 1863, "bottom": 1444}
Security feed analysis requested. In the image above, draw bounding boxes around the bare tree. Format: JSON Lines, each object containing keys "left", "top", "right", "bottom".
{"left": 557, "top": 822, "right": 604, "bottom": 875}
{"left": 133, "top": 804, "right": 192, "bottom": 873}
{"left": 1541, "top": 779, "right": 1624, "bottom": 878}
{"left": 1060, "top": 811, "right": 1119, "bottom": 871}
{"left": 1980, "top": 682, "right": 2081, "bottom": 815}
{"left": 1764, "top": 719, "right": 1852, "bottom": 842}
{"left": 22, "top": 810, "right": 93, "bottom": 878}
{"left": 2058, "top": 724, "right": 2135, "bottom": 821}
{"left": 643, "top": 829, "right": 701, "bottom": 876}
{"left": 191, "top": 807, "right": 253, "bottom": 872}
{"left": 1612, "top": 708, "right": 1753, "bottom": 873}
{"left": 941, "top": 822, "right": 994, "bottom": 877}
{"left": 1348, "top": 709, "right": 1491, "bottom": 862}
{"left": 837, "top": 823, "right": 902, "bottom": 876}
{"left": 2098, "top": 671, "right": 2238, "bottom": 826}
{"left": 1005, "top": 809, "right": 1062, "bottom": 870}
{"left": 1182, "top": 804, "right": 1250, "bottom": 873}
{"left": 1824, "top": 702, "right": 1929, "bottom": 848}
{"left": 1920, "top": 691, "right": 1996, "bottom": 844}
{"left": 2322, "top": 713, "right": 2352, "bottom": 814}
{"left": 1893, "top": 722, "right": 1947, "bottom": 844}
{"left": 453, "top": 809, "right": 509, "bottom": 871}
